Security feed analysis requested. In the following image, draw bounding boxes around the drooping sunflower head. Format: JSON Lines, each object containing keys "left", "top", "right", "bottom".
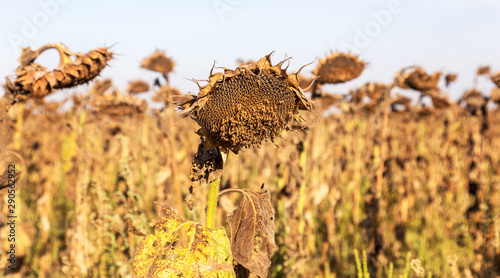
{"left": 182, "top": 53, "right": 315, "bottom": 153}
{"left": 395, "top": 66, "right": 441, "bottom": 92}
{"left": 490, "top": 72, "right": 500, "bottom": 88}
{"left": 140, "top": 49, "right": 175, "bottom": 74}
{"left": 313, "top": 52, "right": 366, "bottom": 85}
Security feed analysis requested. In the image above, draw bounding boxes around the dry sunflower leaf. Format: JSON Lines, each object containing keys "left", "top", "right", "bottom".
{"left": 220, "top": 183, "right": 277, "bottom": 278}
{"left": 131, "top": 202, "right": 235, "bottom": 278}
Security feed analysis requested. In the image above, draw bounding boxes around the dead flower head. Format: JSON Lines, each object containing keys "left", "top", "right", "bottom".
{"left": 152, "top": 86, "right": 181, "bottom": 103}
{"left": 179, "top": 53, "right": 315, "bottom": 153}
{"left": 5, "top": 42, "right": 112, "bottom": 99}
{"left": 127, "top": 80, "right": 150, "bottom": 94}
{"left": 445, "top": 73, "right": 458, "bottom": 87}
{"left": 477, "top": 65, "right": 490, "bottom": 76}
{"left": 313, "top": 52, "right": 366, "bottom": 85}
{"left": 490, "top": 72, "right": 500, "bottom": 88}
{"left": 140, "top": 49, "right": 175, "bottom": 74}
{"left": 395, "top": 66, "right": 441, "bottom": 91}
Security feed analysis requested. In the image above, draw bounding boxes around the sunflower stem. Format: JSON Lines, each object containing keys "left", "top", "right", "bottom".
{"left": 206, "top": 149, "right": 228, "bottom": 229}
{"left": 206, "top": 176, "right": 221, "bottom": 229}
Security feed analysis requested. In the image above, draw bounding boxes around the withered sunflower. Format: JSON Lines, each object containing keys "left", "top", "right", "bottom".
{"left": 180, "top": 53, "right": 315, "bottom": 153}
{"left": 313, "top": 52, "right": 366, "bottom": 85}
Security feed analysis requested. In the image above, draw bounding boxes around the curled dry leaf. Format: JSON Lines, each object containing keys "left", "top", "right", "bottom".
{"left": 131, "top": 202, "right": 235, "bottom": 278}
{"left": 220, "top": 183, "right": 277, "bottom": 278}
{"left": 5, "top": 42, "right": 112, "bottom": 99}
{"left": 313, "top": 52, "right": 366, "bottom": 85}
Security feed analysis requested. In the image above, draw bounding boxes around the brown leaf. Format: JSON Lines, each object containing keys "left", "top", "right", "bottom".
{"left": 223, "top": 183, "right": 277, "bottom": 278}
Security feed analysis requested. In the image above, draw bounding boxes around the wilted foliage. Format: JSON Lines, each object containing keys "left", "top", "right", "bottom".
{"left": 221, "top": 184, "right": 277, "bottom": 278}
{"left": 131, "top": 203, "right": 234, "bottom": 277}
{"left": 2, "top": 47, "right": 500, "bottom": 278}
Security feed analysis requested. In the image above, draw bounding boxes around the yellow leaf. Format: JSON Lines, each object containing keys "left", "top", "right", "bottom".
{"left": 132, "top": 203, "right": 235, "bottom": 278}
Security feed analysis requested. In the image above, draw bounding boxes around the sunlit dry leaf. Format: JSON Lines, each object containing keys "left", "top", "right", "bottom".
{"left": 131, "top": 203, "right": 235, "bottom": 278}
{"left": 221, "top": 183, "right": 277, "bottom": 278}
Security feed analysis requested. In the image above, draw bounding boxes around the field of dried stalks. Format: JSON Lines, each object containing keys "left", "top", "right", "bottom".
{"left": 0, "top": 94, "right": 498, "bottom": 277}
{"left": 1, "top": 47, "right": 500, "bottom": 277}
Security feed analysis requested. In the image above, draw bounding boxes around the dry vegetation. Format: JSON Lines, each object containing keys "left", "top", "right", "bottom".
{"left": 1, "top": 45, "right": 500, "bottom": 277}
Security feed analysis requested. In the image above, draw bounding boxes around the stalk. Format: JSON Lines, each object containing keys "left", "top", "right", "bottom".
{"left": 206, "top": 149, "right": 228, "bottom": 229}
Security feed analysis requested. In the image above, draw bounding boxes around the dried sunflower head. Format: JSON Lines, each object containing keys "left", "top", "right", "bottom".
{"left": 445, "top": 73, "right": 457, "bottom": 87}
{"left": 490, "top": 72, "right": 500, "bottom": 88}
{"left": 395, "top": 66, "right": 441, "bottom": 92}
{"left": 140, "top": 49, "right": 175, "bottom": 74}
{"left": 152, "top": 86, "right": 181, "bottom": 103}
{"left": 490, "top": 88, "right": 500, "bottom": 104}
{"left": 477, "top": 66, "right": 490, "bottom": 76}
{"left": 427, "top": 90, "right": 452, "bottom": 109}
{"left": 5, "top": 43, "right": 112, "bottom": 99}
{"left": 461, "top": 89, "right": 486, "bottom": 110}
{"left": 127, "top": 80, "right": 150, "bottom": 94}
{"left": 313, "top": 52, "right": 366, "bottom": 84}
{"left": 180, "top": 54, "right": 315, "bottom": 153}
{"left": 352, "top": 82, "right": 388, "bottom": 102}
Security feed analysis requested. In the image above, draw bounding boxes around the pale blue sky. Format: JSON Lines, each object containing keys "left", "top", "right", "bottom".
{"left": 1, "top": 0, "right": 499, "bottom": 100}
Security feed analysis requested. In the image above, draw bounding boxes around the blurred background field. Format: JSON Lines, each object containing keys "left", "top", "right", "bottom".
{"left": 0, "top": 78, "right": 499, "bottom": 276}
{"left": 1, "top": 1, "right": 500, "bottom": 276}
